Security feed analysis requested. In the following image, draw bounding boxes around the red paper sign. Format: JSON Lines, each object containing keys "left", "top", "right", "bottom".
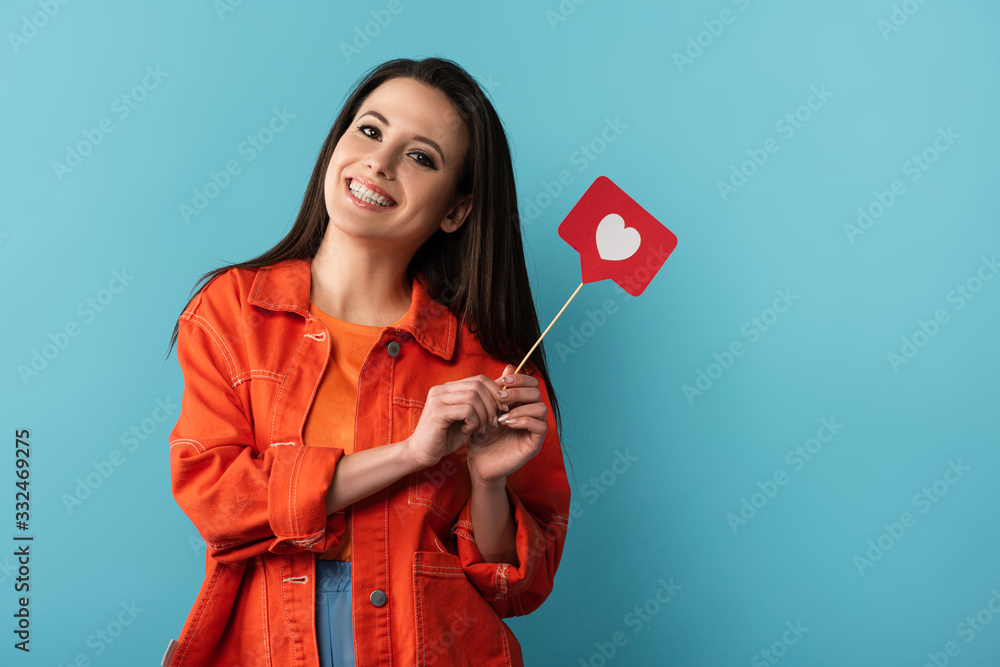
{"left": 558, "top": 176, "right": 677, "bottom": 296}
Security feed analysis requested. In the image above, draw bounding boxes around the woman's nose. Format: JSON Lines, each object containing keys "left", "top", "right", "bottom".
{"left": 366, "top": 145, "right": 395, "bottom": 179}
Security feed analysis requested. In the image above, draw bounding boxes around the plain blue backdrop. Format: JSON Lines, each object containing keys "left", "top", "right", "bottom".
{"left": 3, "top": 1, "right": 999, "bottom": 665}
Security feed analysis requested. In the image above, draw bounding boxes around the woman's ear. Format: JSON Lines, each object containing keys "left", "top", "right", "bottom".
{"left": 440, "top": 193, "right": 473, "bottom": 234}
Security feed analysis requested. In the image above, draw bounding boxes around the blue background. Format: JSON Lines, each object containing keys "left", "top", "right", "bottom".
{"left": 3, "top": 1, "right": 999, "bottom": 665}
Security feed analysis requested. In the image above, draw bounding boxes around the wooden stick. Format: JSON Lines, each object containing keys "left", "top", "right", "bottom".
{"left": 504, "top": 281, "right": 584, "bottom": 386}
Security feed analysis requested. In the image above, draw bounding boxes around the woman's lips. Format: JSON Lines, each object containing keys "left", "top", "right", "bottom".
{"left": 345, "top": 178, "right": 397, "bottom": 211}
{"left": 349, "top": 176, "right": 396, "bottom": 203}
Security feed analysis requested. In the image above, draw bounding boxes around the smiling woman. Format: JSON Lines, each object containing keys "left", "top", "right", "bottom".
{"left": 162, "top": 57, "right": 573, "bottom": 667}
{"left": 314, "top": 76, "right": 476, "bottom": 322}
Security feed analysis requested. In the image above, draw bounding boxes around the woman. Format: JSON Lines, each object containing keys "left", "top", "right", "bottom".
{"left": 162, "top": 57, "right": 573, "bottom": 666}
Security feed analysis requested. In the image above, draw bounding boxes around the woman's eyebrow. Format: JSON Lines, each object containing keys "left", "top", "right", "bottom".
{"left": 358, "top": 110, "right": 445, "bottom": 165}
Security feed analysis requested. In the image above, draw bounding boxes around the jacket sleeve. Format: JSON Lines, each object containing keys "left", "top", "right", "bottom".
{"left": 169, "top": 299, "right": 347, "bottom": 564}
{"left": 450, "top": 370, "right": 572, "bottom": 618}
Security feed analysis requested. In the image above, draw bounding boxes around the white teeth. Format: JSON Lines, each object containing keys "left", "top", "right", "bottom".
{"left": 349, "top": 180, "right": 393, "bottom": 207}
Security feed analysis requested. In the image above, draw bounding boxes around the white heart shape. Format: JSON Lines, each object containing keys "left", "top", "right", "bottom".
{"left": 595, "top": 213, "right": 641, "bottom": 261}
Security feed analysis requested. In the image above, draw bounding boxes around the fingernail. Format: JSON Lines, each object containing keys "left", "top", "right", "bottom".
{"left": 497, "top": 390, "right": 509, "bottom": 399}
{"left": 503, "top": 376, "right": 515, "bottom": 384}
{"left": 498, "top": 414, "right": 509, "bottom": 424}
{"left": 491, "top": 414, "right": 498, "bottom": 427}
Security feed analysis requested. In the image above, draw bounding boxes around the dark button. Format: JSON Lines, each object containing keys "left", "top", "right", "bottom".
{"left": 370, "top": 589, "right": 387, "bottom": 607}
{"left": 386, "top": 341, "right": 400, "bottom": 357}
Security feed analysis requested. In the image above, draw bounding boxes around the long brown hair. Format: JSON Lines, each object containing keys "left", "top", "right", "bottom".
{"left": 165, "top": 57, "right": 574, "bottom": 477}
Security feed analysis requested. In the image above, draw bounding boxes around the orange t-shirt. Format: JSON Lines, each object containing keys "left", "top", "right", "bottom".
{"left": 304, "top": 301, "right": 401, "bottom": 561}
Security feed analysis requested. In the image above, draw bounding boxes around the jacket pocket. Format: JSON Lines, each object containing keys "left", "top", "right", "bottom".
{"left": 170, "top": 559, "right": 256, "bottom": 666}
{"left": 395, "top": 400, "right": 471, "bottom": 524}
{"left": 412, "top": 551, "right": 521, "bottom": 667}
{"left": 407, "top": 449, "right": 470, "bottom": 524}
{"left": 213, "top": 556, "right": 272, "bottom": 666}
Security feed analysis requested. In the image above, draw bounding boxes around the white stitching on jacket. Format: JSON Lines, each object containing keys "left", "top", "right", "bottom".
{"left": 174, "top": 560, "right": 223, "bottom": 666}
{"left": 169, "top": 439, "right": 206, "bottom": 453}
{"left": 382, "top": 489, "right": 393, "bottom": 660}
{"left": 203, "top": 536, "right": 255, "bottom": 549}
{"left": 276, "top": 556, "right": 300, "bottom": 666}
{"left": 496, "top": 562, "right": 509, "bottom": 601}
{"left": 259, "top": 556, "right": 271, "bottom": 667}
{"left": 288, "top": 445, "right": 307, "bottom": 537}
{"left": 290, "top": 531, "right": 324, "bottom": 547}
{"left": 230, "top": 369, "right": 286, "bottom": 386}
{"left": 270, "top": 330, "right": 307, "bottom": 447}
{"left": 183, "top": 313, "right": 238, "bottom": 384}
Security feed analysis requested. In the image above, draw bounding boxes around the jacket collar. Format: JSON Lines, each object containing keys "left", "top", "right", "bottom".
{"left": 247, "top": 257, "right": 457, "bottom": 361}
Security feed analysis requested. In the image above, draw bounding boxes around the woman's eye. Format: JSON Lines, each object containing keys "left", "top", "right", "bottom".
{"left": 357, "top": 124, "right": 435, "bottom": 169}
{"left": 409, "top": 152, "right": 435, "bottom": 169}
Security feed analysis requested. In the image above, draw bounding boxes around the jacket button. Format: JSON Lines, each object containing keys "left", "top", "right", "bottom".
{"left": 386, "top": 341, "right": 400, "bottom": 357}
{"left": 370, "top": 589, "right": 387, "bottom": 607}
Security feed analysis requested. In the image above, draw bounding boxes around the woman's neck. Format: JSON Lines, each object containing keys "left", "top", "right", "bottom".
{"left": 309, "top": 235, "right": 412, "bottom": 326}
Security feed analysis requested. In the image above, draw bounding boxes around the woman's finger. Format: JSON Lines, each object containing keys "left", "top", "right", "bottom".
{"left": 494, "top": 370, "right": 539, "bottom": 389}
{"left": 436, "top": 390, "right": 491, "bottom": 434}
{"left": 493, "top": 369, "right": 538, "bottom": 412}
{"left": 495, "top": 386, "right": 541, "bottom": 411}
{"left": 496, "top": 401, "right": 547, "bottom": 427}
{"left": 429, "top": 401, "right": 478, "bottom": 431}
{"left": 436, "top": 378, "right": 501, "bottom": 432}
{"left": 445, "top": 376, "right": 507, "bottom": 406}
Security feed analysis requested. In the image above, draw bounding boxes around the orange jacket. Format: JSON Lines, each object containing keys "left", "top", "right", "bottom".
{"left": 164, "top": 257, "right": 571, "bottom": 666}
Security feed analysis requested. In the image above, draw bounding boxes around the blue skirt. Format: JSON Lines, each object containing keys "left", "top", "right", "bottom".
{"left": 315, "top": 559, "right": 356, "bottom": 667}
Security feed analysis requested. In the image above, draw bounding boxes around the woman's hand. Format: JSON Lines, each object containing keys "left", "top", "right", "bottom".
{"left": 406, "top": 373, "right": 506, "bottom": 470}
{"left": 466, "top": 364, "right": 548, "bottom": 486}
{"left": 405, "top": 365, "right": 548, "bottom": 485}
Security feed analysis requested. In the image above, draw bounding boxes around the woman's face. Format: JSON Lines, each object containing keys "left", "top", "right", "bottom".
{"left": 323, "top": 76, "right": 472, "bottom": 255}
